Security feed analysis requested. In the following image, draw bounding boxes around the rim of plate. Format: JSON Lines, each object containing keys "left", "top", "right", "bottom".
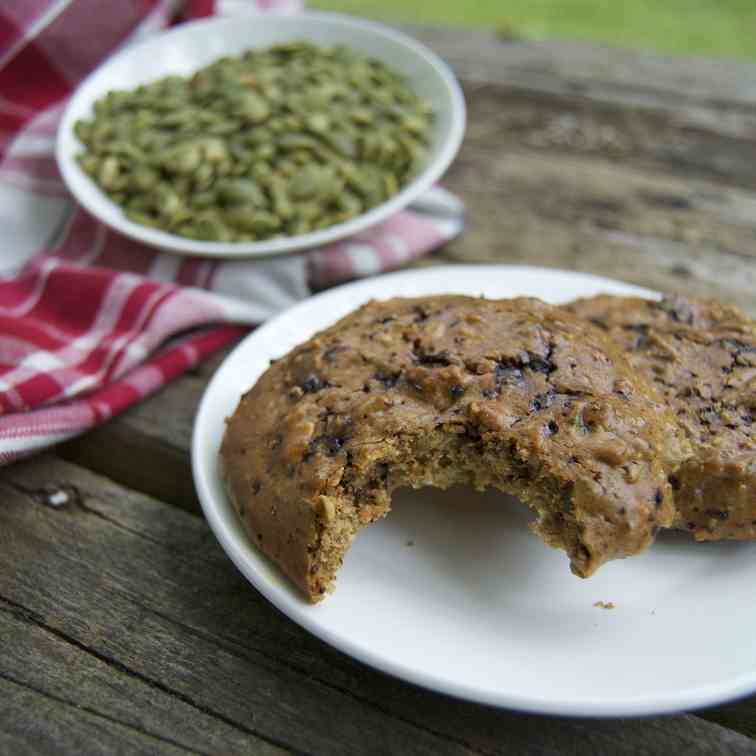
{"left": 192, "top": 264, "right": 756, "bottom": 716}
{"left": 56, "top": 12, "right": 466, "bottom": 258}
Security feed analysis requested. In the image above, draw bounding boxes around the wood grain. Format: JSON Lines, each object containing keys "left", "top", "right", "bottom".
{"left": 406, "top": 26, "right": 756, "bottom": 134}
{"left": 0, "top": 677, "right": 193, "bottom": 756}
{"left": 2, "top": 455, "right": 756, "bottom": 754}
{"left": 0, "top": 610, "right": 287, "bottom": 756}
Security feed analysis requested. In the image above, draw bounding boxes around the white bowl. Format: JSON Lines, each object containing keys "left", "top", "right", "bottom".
{"left": 56, "top": 12, "right": 466, "bottom": 259}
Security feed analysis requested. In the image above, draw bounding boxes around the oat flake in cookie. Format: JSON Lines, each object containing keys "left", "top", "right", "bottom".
{"left": 220, "top": 296, "right": 689, "bottom": 602}
{"left": 567, "top": 294, "right": 756, "bottom": 541}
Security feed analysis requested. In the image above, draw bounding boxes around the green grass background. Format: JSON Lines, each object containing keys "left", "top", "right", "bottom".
{"left": 310, "top": 0, "right": 756, "bottom": 61}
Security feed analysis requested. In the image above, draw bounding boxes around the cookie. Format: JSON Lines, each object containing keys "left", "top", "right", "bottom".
{"left": 221, "top": 296, "right": 688, "bottom": 602}
{"left": 567, "top": 294, "right": 756, "bottom": 541}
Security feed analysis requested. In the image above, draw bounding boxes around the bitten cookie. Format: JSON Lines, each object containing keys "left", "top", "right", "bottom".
{"left": 221, "top": 296, "right": 689, "bottom": 602}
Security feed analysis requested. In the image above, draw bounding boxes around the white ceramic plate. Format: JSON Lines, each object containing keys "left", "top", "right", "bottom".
{"left": 192, "top": 265, "right": 756, "bottom": 716}
{"left": 56, "top": 13, "right": 465, "bottom": 258}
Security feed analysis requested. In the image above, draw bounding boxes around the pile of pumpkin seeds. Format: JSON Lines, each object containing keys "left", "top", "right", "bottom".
{"left": 74, "top": 42, "right": 434, "bottom": 242}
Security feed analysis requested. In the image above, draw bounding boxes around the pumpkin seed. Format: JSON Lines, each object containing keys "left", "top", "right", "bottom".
{"left": 75, "top": 41, "right": 434, "bottom": 242}
{"left": 216, "top": 178, "right": 267, "bottom": 207}
{"left": 98, "top": 157, "right": 120, "bottom": 189}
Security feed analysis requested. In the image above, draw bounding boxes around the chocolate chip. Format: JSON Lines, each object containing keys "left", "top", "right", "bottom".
{"left": 414, "top": 349, "right": 451, "bottom": 367}
{"left": 412, "top": 305, "right": 429, "bottom": 322}
{"left": 687, "top": 521, "right": 696, "bottom": 530}
{"left": 529, "top": 356, "right": 554, "bottom": 374}
{"left": 463, "top": 424, "right": 482, "bottom": 441}
{"left": 323, "top": 436, "right": 344, "bottom": 454}
{"left": 622, "top": 322, "right": 649, "bottom": 349}
{"left": 308, "top": 424, "right": 350, "bottom": 457}
{"left": 323, "top": 345, "right": 348, "bottom": 362}
{"left": 723, "top": 338, "right": 756, "bottom": 355}
{"left": 252, "top": 480, "right": 262, "bottom": 495}
{"left": 529, "top": 392, "right": 555, "bottom": 412}
{"left": 547, "top": 420, "right": 559, "bottom": 434}
{"left": 654, "top": 488, "right": 663, "bottom": 508}
{"left": 494, "top": 362, "right": 524, "bottom": 385}
{"left": 482, "top": 359, "right": 526, "bottom": 399}
{"left": 705, "top": 509, "right": 729, "bottom": 521}
{"left": 533, "top": 343, "right": 556, "bottom": 374}
{"left": 449, "top": 384, "right": 465, "bottom": 399}
{"left": 373, "top": 370, "right": 400, "bottom": 389}
{"left": 496, "top": 347, "right": 555, "bottom": 378}
{"left": 668, "top": 474, "right": 681, "bottom": 491}
{"left": 301, "top": 373, "right": 324, "bottom": 393}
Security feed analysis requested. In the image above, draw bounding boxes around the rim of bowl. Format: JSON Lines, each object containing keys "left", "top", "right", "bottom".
{"left": 56, "top": 11, "right": 467, "bottom": 258}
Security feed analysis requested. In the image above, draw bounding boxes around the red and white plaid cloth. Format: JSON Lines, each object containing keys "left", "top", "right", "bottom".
{"left": 0, "top": 0, "right": 462, "bottom": 464}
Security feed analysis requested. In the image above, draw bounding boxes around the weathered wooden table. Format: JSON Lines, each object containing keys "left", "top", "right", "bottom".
{"left": 3, "top": 25, "right": 756, "bottom": 755}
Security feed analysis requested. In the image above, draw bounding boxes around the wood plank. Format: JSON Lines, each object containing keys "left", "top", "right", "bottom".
{"left": 404, "top": 26, "right": 756, "bottom": 134}
{"left": 439, "top": 147, "right": 756, "bottom": 313}
{"left": 58, "top": 411, "right": 202, "bottom": 513}
{"left": 460, "top": 82, "right": 756, "bottom": 191}
{"left": 0, "top": 676, "right": 192, "bottom": 756}
{"left": 2, "top": 456, "right": 755, "bottom": 754}
{"left": 57, "top": 346, "right": 234, "bottom": 512}
{"left": 0, "top": 459, "right": 477, "bottom": 756}
{"left": 0, "top": 609, "right": 287, "bottom": 756}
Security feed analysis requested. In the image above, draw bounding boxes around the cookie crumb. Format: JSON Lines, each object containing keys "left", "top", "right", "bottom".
{"left": 593, "top": 600, "right": 615, "bottom": 609}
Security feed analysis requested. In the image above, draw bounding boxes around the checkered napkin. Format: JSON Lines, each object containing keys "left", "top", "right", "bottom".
{"left": 0, "top": 0, "right": 463, "bottom": 464}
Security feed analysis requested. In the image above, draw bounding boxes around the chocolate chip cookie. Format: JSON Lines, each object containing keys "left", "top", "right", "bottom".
{"left": 567, "top": 294, "right": 756, "bottom": 541}
{"left": 221, "top": 296, "right": 689, "bottom": 602}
